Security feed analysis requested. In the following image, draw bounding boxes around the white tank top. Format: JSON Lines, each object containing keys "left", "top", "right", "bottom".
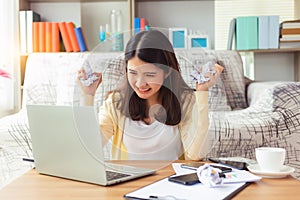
{"left": 123, "top": 118, "right": 183, "bottom": 160}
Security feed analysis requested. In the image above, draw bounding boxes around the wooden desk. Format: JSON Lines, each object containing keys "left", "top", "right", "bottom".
{"left": 0, "top": 161, "right": 299, "bottom": 200}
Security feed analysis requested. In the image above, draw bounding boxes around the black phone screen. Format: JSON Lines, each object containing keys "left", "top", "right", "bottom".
{"left": 181, "top": 162, "right": 232, "bottom": 173}
{"left": 208, "top": 158, "right": 248, "bottom": 170}
{"left": 168, "top": 173, "right": 200, "bottom": 185}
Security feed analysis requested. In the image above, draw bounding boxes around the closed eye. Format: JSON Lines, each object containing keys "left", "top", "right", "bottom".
{"left": 144, "top": 72, "right": 156, "bottom": 77}
{"left": 128, "top": 69, "right": 137, "bottom": 75}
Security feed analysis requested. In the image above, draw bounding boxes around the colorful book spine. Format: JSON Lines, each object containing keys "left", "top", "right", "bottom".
{"left": 66, "top": 22, "right": 80, "bottom": 52}
{"left": 134, "top": 18, "right": 140, "bottom": 34}
{"left": 45, "top": 22, "right": 52, "bottom": 52}
{"left": 140, "top": 18, "right": 146, "bottom": 31}
{"left": 236, "top": 16, "right": 258, "bottom": 50}
{"left": 268, "top": 15, "right": 279, "bottom": 49}
{"left": 281, "top": 28, "right": 300, "bottom": 35}
{"left": 258, "top": 16, "right": 268, "bottom": 49}
{"left": 33, "top": 22, "right": 40, "bottom": 52}
{"left": 39, "top": 22, "right": 46, "bottom": 52}
{"left": 52, "top": 22, "right": 60, "bottom": 52}
{"left": 58, "top": 22, "right": 73, "bottom": 52}
{"left": 74, "top": 27, "right": 87, "bottom": 52}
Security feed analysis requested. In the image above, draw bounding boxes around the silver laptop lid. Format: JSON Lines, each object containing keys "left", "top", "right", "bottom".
{"left": 27, "top": 105, "right": 108, "bottom": 185}
{"left": 27, "top": 105, "right": 155, "bottom": 186}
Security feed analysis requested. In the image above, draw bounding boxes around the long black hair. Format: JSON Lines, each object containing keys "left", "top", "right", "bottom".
{"left": 113, "top": 30, "right": 194, "bottom": 125}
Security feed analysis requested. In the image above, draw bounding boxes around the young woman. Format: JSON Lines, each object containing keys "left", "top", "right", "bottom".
{"left": 78, "top": 30, "right": 223, "bottom": 160}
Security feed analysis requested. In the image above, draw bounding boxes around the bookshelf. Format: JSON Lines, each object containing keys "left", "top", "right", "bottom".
{"left": 19, "top": 1, "right": 300, "bottom": 82}
{"left": 20, "top": 0, "right": 131, "bottom": 50}
{"left": 20, "top": 0, "right": 215, "bottom": 49}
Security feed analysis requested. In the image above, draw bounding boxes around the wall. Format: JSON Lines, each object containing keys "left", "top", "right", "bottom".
{"left": 254, "top": 53, "right": 295, "bottom": 81}
{"left": 295, "top": 0, "right": 300, "bottom": 19}
{"left": 136, "top": 0, "right": 215, "bottom": 49}
{"left": 81, "top": 1, "right": 130, "bottom": 51}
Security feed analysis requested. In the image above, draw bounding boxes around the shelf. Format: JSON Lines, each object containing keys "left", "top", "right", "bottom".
{"left": 238, "top": 48, "right": 300, "bottom": 53}
{"left": 26, "top": 0, "right": 127, "bottom": 2}
{"left": 27, "top": 0, "right": 201, "bottom": 1}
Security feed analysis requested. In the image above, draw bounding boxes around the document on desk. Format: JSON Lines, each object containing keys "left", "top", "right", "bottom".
{"left": 124, "top": 163, "right": 260, "bottom": 200}
{"left": 124, "top": 177, "right": 250, "bottom": 200}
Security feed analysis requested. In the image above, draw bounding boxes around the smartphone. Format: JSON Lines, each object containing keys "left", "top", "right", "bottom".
{"left": 168, "top": 173, "right": 200, "bottom": 185}
{"left": 181, "top": 162, "right": 232, "bottom": 173}
{"left": 208, "top": 158, "right": 248, "bottom": 170}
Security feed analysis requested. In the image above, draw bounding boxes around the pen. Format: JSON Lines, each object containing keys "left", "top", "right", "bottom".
{"left": 22, "top": 158, "right": 34, "bottom": 162}
{"left": 149, "top": 195, "right": 186, "bottom": 200}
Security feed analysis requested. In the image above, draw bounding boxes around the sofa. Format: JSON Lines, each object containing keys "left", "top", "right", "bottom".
{"left": 0, "top": 49, "right": 300, "bottom": 183}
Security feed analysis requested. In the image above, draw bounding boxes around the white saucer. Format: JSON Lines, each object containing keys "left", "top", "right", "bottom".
{"left": 247, "top": 164, "right": 295, "bottom": 178}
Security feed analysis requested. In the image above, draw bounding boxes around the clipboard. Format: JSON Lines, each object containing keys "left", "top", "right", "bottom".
{"left": 124, "top": 177, "right": 251, "bottom": 200}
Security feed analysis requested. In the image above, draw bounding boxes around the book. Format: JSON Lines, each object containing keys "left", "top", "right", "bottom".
{"left": 52, "top": 22, "right": 60, "bottom": 52}
{"left": 268, "top": 15, "right": 279, "bottom": 49}
{"left": 227, "top": 18, "right": 236, "bottom": 50}
{"left": 26, "top": 10, "right": 41, "bottom": 53}
{"left": 45, "top": 22, "right": 52, "bottom": 52}
{"left": 66, "top": 22, "right": 80, "bottom": 52}
{"left": 134, "top": 18, "right": 140, "bottom": 34}
{"left": 280, "top": 38, "right": 300, "bottom": 42}
{"left": 281, "top": 34, "right": 300, "bottom": 40}
{"left": 282, "top": 23, "right": 300, "bottom": 29}
{"left": 19, "top": 11, "right": 27, "bottom": 54}
{"left": 258, "top": 16, "right": 268, "bottom": 49}
{"left": 58, "top": 22, "right": 73, "bottom": 52}
{"left": 74, "top": 27, "right": 87, "bottom": 52}
{"left": 32, "top": 22, "right": 40, "bottom": 52}
{"left": 281, "top": 28, "right": 300, "bottom": 35}
{"left": 279, "top": 41, "right": 300, "bottom": 49}
{"left": 39, "top": 22, "right": 46, "bottom": 52}
{"left": 280, "top": 20, "right": 300, "bottom": 29}
{"left": 140, "top": 18, "right": 146, "bottom": 31}
{"left": 236, "top": 16, "right": 258, "bottom": 50}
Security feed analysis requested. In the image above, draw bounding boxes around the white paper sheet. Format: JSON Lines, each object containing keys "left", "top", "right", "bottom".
{"left": 125, "top": 163, "right": 261, "bottom": 200}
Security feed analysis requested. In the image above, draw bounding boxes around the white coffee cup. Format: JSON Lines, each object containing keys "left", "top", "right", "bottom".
{"left": 255, "top": 147, "right": 286, "bottom": 172}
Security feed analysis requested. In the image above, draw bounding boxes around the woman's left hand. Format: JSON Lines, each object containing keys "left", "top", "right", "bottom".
{"left": 196, "top": 64, "right": 224, "bottom": 91}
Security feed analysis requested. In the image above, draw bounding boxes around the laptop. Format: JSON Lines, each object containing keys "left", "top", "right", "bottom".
{"left": 26, "top": 104, "right": 155, "bottom": 186}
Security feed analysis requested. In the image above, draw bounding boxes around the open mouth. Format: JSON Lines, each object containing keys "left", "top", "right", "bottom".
{"left": 137, "top": 87, "right": 151, "bottom": 93}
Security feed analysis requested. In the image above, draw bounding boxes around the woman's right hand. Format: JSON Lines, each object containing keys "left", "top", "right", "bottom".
{"left": 77, "top": 68, "right": 102, "bottom": 96}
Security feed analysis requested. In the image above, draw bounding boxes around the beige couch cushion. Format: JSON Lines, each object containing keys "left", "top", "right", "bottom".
{"left": 215, "top": 50, "right": 247, "bottom": 109}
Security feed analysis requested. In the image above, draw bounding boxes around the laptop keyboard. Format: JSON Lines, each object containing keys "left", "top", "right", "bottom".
{"left": 106, "top": 170, "right": 131, "bottom": 181}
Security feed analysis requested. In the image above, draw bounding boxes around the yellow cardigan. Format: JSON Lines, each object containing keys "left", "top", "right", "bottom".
{"left": 84, "top": 91, "right": 209, "bottom": 160}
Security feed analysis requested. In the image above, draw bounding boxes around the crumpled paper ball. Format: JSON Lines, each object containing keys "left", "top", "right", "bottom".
{"left": 80, "top": 60, "right": 99, "bottom": 86}
{"left": 190, "top": 61, "right": 216, "bottom": 84}
{"left": 197, "top": 163, "right": 223, "bottom": 187}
